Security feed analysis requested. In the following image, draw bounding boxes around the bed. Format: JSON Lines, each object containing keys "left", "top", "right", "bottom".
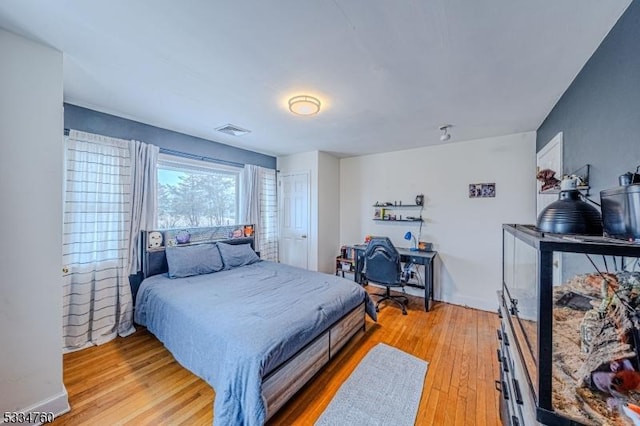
{"left": 134, "top": 227, "right": 376, "bottom": 425}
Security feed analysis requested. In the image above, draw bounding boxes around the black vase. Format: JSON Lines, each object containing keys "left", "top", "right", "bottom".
{"left": 536, "top": 190, "right": 603, "bottom": 236}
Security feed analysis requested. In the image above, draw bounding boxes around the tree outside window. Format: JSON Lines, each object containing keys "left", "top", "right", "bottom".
{"left": 157, "top": 156, "right": 239, "bottom": 229}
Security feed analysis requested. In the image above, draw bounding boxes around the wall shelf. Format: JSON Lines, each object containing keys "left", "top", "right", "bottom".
{"left": 539, "top": 185, "right": 590, "bottom": 195}
{"left": 538, "top": 164, "right": 591, "bottom": 196}
{"left": 372, "top": 219, "right": 423, "bottom": 223}
{"left": 372, "top": 204, "right": 423, "bottom": 208}
{"left": 373, "top": 201, "right": 424, "bottom": 222}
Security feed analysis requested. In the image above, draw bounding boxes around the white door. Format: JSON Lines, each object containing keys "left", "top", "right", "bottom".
{"left": 537, "top": 132, "right": 563, "bottom": 285}
{"left": 279, "top": 171, "right": 309, "bottom": 269}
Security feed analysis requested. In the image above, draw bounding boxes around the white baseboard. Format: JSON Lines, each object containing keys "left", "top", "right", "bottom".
{"left": 439, "top": 293, "right": 497, "bottom": 312}
{"left": 369, "top": 282, "right": 496, "bottom": 312}
{"left": 1, "top": 389, "right": 70, "bottom": 425}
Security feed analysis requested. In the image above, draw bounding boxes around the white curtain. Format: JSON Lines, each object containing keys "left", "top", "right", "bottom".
{"left": 259, "top": 168, "right": 278, "bottom": 261}
{"left": 63, "top": 130, "right": 157, "bottom": 351}
{"left": 241, "top": 165, "right": 261, "bottom": 248}
{"left": 242, "top": 165, "right": 278, "bottom": 261}
{"left": 127, "top": 140, "right": 159, "bottom": 275}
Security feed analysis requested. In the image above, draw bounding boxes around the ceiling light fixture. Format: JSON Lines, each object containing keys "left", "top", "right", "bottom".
{"left": 439, "top": 124, "right": 452, "bottom": 141}
{"left": 288, "top": 95, "right": 321, "bottom": 116}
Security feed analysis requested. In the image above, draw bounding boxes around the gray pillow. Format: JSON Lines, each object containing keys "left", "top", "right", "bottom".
{"left": 165, "top": 243, "right": 224, "bottom": 278}
{"left": 217, "top": 243, "right": 260, "bottom": 269}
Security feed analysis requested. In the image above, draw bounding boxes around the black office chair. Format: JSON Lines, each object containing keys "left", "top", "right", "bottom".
{"left": 363, "top": 237, "right": 409, "bottom": 315}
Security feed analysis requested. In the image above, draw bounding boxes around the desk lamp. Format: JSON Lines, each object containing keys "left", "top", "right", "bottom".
{"left": 404, "top": 231, "right": 418, "bottom": 251}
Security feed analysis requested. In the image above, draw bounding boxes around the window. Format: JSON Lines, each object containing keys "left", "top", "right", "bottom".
{"left": 157, "top": 154, "right": 240, "bottom": 229}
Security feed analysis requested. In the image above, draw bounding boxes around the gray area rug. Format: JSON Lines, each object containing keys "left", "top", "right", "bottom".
{"left": 315, "top": 343, "right": 428, "bottom": 426}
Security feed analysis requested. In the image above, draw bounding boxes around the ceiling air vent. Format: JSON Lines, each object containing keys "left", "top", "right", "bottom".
{"left": 215, "top": 124, "right": 251, "bottom": 137}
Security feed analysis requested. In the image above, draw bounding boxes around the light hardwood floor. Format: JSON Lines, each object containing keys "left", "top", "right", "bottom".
{"left": 52, "top": 289, "right": 501, "bottom": 425}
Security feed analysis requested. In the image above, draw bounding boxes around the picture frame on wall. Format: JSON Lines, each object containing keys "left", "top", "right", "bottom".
{"left": 469, "top": 184, "right": 481, "bottom": 198}
{"left": 469, "top": 182, "right": 496, "bottom": 198}
{"left": 482, "top": 183, "right": 496, "bottom": 197}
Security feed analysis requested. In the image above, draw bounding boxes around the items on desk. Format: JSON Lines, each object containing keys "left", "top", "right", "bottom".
{"left": 418, "top": 241, "right": 432, "bottom": 251}
{"left": 404, "top": 231, "right": 432, "bottom": 252}
{"left": 404, "top": 231, "right": 418, "bottom": 251}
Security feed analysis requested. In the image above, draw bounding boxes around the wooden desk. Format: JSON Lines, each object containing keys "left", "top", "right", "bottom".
{"left": 348, "top": 244, "right": 437, "bottom": 312}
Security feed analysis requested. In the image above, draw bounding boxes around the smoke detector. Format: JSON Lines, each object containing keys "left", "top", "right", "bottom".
{"left": 215, "top": 124, "right": 251, "bottom": 137}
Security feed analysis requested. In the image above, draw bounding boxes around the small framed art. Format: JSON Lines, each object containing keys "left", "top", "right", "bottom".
{"left": 469, "top": 182, "right": 496, "bottom": 198}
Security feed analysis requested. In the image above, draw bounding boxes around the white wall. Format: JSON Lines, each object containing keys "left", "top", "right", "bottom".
{"left": 340, "top": 132, "right": 537, "bottom": 311}
{"left": 317, "top": 152, "right": 341, "bottom": 273}
{"left": 0, "top": 30, "right": 69, "bottom": 417}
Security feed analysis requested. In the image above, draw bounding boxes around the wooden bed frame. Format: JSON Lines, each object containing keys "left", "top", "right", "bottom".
{"left": 138, "top": 228, "right": 366, "bottom": 421}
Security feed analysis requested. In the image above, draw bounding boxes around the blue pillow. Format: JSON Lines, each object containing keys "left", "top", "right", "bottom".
{"left": 217, "top": 243, "right": 260, "bottom": 269}
{"left": 165, "top": 243, "right": 224, "bottom": 278}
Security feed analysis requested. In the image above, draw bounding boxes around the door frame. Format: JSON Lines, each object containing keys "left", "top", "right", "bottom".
{"left": 536, "top": 132, "right": 563, "bottom": 210}
{"left": 537, "top": 131, "right": 563, "bottom": 285}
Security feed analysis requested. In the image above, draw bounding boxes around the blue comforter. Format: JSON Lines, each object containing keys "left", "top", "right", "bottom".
{"left": 134, "top": 261, "right": 376, "bottom": 425}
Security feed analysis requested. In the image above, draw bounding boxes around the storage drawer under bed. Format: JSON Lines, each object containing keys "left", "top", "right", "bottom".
{"left": 263, "top": 303, "right": 366, "bottom": 419}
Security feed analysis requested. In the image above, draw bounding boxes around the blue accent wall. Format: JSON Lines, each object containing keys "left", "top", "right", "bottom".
{"left": 536, "top": 0, "right": 640, "bottom": 197}
{"left": 64, "top": 103, "right": 276, "bottom": 169}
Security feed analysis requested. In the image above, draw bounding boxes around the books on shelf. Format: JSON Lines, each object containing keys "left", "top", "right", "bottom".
{"left": 340, "top": 245, "right": 356, "bottom": 261}
{"left": 373, "top": 202, "right": 424, "bottom": 221}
